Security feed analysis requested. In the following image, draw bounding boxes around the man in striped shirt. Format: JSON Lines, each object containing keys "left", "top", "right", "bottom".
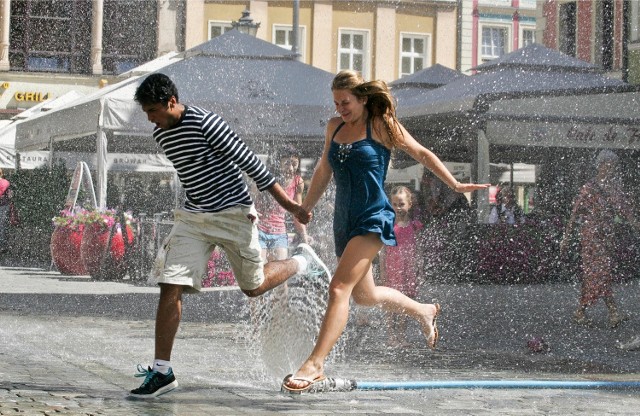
{"left": 130, "top": 73, "right": 330, "bottom": 398}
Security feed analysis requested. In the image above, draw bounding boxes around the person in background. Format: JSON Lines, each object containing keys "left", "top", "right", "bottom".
{"left": 489, "top": 187, "right": 525, "bottom": 225}
{"left": 418, "top": 171, "right": 472, "bottom": 225}
{"left": 561, "top": 149, "right": 640, "bottom": 328}
{"left": 255, "top": 148, "right": 310, "bottom": 262}
{"left": 379, "top": 185, "right": 424, "bottom": 348}
{"left": 0, "top": 168, "right": 12, "bottom": 249}
{"left": 282, "top": 70, "right": 489, "bottom": 392}
{"left": 131, "top": 73, "right": 330, "bottom": 398}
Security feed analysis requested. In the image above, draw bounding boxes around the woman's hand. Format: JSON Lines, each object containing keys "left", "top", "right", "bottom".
{"left": 454, "top": 182, "right": 491, "bottom": 193}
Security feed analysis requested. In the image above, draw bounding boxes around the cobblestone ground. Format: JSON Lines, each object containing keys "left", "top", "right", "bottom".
{"left": 2, "top": 267, "right": 640, "bottom": 415}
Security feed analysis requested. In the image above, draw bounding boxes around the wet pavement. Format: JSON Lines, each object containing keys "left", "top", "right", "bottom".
{"left": 2, "top": 266, "right": 640, "bottom": 415}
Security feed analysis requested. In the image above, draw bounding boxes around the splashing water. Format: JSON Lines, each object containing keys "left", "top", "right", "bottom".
{"left": 242, "top": 183, "right": 345, "bottom": 380}
{"left": 243, "top": 267, "right": 345, "bottom": 381}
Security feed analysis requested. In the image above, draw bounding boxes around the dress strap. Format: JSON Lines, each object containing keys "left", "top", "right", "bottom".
{"left": 331, "top": 122, "right": 346, "bottom": 140}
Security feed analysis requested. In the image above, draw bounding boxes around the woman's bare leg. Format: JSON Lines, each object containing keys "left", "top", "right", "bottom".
{"left": 351, "top": 262, "right": 439, "bottom": 349}
{"left": 285, "top": 234, "right": 381, "bottom": 389}
{"left": 285, "top": 234, "right": 440, "bottom": 389}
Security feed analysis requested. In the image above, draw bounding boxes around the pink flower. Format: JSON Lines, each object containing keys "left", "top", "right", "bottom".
{"left": 52, "top": 208, "right": 136, "bottom": 231}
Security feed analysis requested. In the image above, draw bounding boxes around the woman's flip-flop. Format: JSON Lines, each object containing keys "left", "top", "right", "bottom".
{"left": 281, "top": 374, "right": 327, "bottom": 394}
{"left": 428, "top": 303, "right": 441, "bottom": 350}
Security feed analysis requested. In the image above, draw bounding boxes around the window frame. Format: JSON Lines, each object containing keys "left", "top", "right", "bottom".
{"left": 520, "top": 25, "right": 536, "bottom": 48}
{"left": 337, "top": 28, "right": 370, "bottom": 79}
{"left": 479, "top": 22, "right": 512, "bottom": 62}
{"left": 101, "top": 0, "right": 157, "bottom": 75}
{"left": 398, "top": 32, "right": 432, "bottom": 78}
{"left": 272, "top": 24, "right": 307, "bottom": 62}
{"left": 208, "top": 20, "right": 233, "bottom": 40}
{"left": 558, "top": 1, "right": 577, "bottom": 57}
{"left": 9, "top": 0, "right": 92, "bottom": 73}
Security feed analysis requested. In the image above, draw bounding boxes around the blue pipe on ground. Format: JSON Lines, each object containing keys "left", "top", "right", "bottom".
{"left": 297, "top": 378, "right": 640, "bottom": 394}
{"left": 354, "top": 380, "right": 640, "bottom": 390}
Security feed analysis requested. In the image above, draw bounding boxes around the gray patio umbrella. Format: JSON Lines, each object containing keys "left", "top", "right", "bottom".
{"left": 393, "top": 43, "right": 640, "bottom": 220}
{"left": 397, "top": 43, "right": 631, "bottom": 124}
{"left": 388, "top": 64, "right": 467, "bottom": 168}
{"left": 390, "top": 63, "right": 466, "bottom": 90}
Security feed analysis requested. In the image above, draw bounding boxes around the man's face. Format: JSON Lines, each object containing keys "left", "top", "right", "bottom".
{"left": 141, "top": 96, "right": 180, "bottom": 130}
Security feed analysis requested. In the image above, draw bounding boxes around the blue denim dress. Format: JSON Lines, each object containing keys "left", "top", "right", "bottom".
{"left": 328, "top": 121, "right": 396, "bottom": 257}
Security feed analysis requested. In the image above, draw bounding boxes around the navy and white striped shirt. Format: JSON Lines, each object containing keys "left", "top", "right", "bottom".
{"left": 154, "top": 106, "right": 275, "bottom": 213}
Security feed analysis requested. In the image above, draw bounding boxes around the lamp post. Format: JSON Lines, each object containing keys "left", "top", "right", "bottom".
{"left": 231, "top": 8, "right": 260, "bottom": 37}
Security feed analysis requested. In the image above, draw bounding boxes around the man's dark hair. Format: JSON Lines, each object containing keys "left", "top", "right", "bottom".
{"left": 134, "top": 73, "right": 179, "bottom": 106}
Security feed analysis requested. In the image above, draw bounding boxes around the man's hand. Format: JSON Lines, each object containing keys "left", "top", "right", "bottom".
{"left": 266, "top": 183, "right": 312, "bottom": 224}
{"left": 291, "top": 204, "right": 312, "bottom": 225}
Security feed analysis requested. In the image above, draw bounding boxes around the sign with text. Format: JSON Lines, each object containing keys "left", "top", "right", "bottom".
{"left": 486, "top": 120, "right": 640, "bottom": 149}
{"left": 0, "top": 150, "right": 173, "bottom": 172}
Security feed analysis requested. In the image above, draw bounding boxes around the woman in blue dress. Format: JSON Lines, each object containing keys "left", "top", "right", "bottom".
{"left": 282, "top": 70, "right": 489, "bottom": 392}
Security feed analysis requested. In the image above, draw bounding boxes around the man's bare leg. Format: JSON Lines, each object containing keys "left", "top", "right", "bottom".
{"left": 155, "top": 284, "right": 184, "bottom": 360}
{"left": 242, "top": 258, "right": 299, "bottom": 297}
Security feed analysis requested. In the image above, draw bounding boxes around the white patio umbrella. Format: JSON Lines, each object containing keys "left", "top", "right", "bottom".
{"left": 16, "top": 30, "right": 334, "bottom": 208}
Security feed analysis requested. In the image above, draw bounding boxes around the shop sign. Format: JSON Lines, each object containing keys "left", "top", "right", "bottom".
{"left": 1, "top": 82, "right": 52, "bottom": 102}
{"left": 487, "top": 120, "right": 640, "bottom": 149}
{"left": 14, "top": 91, "right": 51, "bottom": 102}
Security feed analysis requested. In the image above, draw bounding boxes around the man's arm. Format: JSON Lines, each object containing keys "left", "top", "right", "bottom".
{"left": 266, "top": 182, "right": 312, "bottom": 225}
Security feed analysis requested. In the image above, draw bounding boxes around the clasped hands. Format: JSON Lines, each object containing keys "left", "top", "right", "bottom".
{"left": 291, "top": 204, "right": 313, "bottom": 225}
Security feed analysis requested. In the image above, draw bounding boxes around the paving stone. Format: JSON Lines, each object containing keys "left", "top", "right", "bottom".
{"left": 3, "top": 267, "right": 640, "bottom": 414}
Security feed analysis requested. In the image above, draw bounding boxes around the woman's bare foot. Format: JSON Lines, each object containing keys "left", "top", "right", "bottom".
{"left": 418, "top": 303, "right": 441, "bottom": 349}
{"left": 283, "top": 361, "right": 325, "bottom": 390}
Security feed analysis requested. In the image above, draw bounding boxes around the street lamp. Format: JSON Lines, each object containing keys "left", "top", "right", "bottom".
{"left": 231, "top": 9, "right": 260, "bottom": 37}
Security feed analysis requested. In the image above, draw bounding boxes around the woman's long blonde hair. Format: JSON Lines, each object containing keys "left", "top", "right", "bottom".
{"left": 331, "top": 70, "right": 403, "bottom": 148}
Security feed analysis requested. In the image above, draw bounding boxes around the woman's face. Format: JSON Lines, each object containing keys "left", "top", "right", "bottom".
{"left": 333, "top": 89, "right": 366, "bottom": 123}
{"left": 279, "top": 156, "right": 299, "bottom": 178}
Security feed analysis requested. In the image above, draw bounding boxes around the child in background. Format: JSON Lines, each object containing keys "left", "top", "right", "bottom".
{"left": 254, "top": 149, "right": 310, "bottom": 261}
{"left": 379, "top": 186, "right": 424, "bottom": 347}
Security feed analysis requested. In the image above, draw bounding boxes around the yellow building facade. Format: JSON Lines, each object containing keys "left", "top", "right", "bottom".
{"left": 187, "top": 0, "right": 458, "bottom": 83}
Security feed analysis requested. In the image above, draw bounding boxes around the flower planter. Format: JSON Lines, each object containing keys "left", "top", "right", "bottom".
{"left": 80, "top": 223, "right": 134, "bottom": 280}
{"left": 50, "top": 225, "right": 87, "bottom": 275}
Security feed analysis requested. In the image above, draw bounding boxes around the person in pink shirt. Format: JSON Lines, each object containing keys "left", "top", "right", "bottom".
{"left": 254, "top": 149, "right": 310, "bottom": 261}
{"left": 0, "top": 168, "right": 12, "bottom": 246}
{"left": 380, "top": 186, "right": 426, "bottom": 347}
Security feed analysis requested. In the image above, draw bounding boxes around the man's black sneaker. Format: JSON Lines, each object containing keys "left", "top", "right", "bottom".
{"left": 130, "top": 364, "right": 178, "bottom": 398}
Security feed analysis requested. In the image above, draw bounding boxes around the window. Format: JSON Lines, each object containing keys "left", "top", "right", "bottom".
{"left": 481, "top": 26, "right": 509, "bottom": 61}
{"left": 521, "top": 28, "right": 535, "bottom": 47}
{"left": 9, "top": 0, "right": 156, "bottom": 75}
{"left": 10, "top": 0, "right": 92, "bottom": 73}
{"left": 209, "top": 21, "right": 233, "bottom": 40}
{"left": 400, "top": 33, "right": 430, "bottom": 77}
{"left": 102, "top": 0, "right": 157, "bottom": 75}
{"left": 338, "top": 30, "right": 369, "bottom": 77}
{"left": 272, "top": 25, "right": 306, "bottom": 61}
{"left": 559, "top": 2, "right": 577, "bottom": 57}
{"left": 601, "top": 0, "right": 614, "bottom": 70}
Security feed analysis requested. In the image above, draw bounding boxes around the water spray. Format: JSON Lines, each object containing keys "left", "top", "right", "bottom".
{"left": 283, "top": 378, "right": 640, "bottom": 393}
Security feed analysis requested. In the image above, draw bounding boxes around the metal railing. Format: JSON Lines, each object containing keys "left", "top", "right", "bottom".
{"left": 130, "top": 212, "right": 174, "bottom": 281}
